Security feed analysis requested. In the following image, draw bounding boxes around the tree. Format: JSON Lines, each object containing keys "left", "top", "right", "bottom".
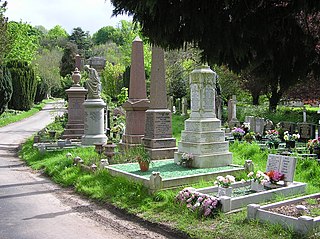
{"left": 111, "top": 1, "right": 320, "bottom": 111}
{"left": 69, "top": 27, "right": 92, "bottom": 58}
{"left": 92, "top": 26, "right": 117, "bottom": 45}
{"left": 7, "top": 61, "right": 37, "bottom": 111}
{"left": 0, "top": 66, "right": 12, "bottom": 115}
{"left": 60, "top": 42, "right": 77, "bottom": 77}
{"left": 0, "top": 0, "right": 11, "bottom": 65}
{"left": 5, "top": 21, "right": 40, "bottom": 64}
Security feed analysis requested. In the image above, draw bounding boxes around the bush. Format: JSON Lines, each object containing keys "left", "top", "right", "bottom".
{"left": 7, "top": 61, "right": 37, "bottom": 111}
{"left": 0, "top": 65, "right": 12, "bottom": 115}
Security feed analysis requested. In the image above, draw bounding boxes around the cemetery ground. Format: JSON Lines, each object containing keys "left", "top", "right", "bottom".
{"left": 2, "top": 102, "right": 320, "bottom": 238}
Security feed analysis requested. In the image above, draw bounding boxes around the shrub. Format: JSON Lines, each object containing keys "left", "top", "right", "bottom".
{"left": 0, "top": 65, "right": 12, "bottom": 115}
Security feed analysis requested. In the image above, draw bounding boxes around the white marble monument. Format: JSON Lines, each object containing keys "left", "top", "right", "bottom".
{"left": 174, "top": 66, "right": 232, "bottom": 168}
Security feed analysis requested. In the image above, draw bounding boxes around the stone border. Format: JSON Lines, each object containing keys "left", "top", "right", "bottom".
{"left": 105, "top": 161, "right": 244, "bottom": 193}
{"left": 195, "top": 181, "right": 306, "bottom": 212}
{"left": 247, "top": 193, "right": 320, "bottom": 235}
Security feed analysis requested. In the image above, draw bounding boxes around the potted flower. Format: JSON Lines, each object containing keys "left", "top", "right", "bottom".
{"left": 231, "top": 127, "right": 245, "bottom": 141}
{"left": 243, "top": 131, "right": 255, "bottom": 143}
{"left": 179, "top": 152, "right": 194, "bottom": 168}
{"left": 214, "top": 175, "right": 235, "bottom": 197}
{"left": 247, "top": 170, "right": 270, "bottom": 192}
{"left": 265, "top": 170, "right": 285, "bottom": 184}
{"left": 307, "top": 138, "right": 320, "bottom": 158}
{"left": 283, "top": 131, "right": 300, "bottom": 149}
{"left": 134, "top": 146, "right": 151, "bottom": 172}
{"left": 265, "top": 129, "right": 280, "bottom": 149}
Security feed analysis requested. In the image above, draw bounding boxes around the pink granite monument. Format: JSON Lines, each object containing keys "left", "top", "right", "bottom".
{"left": 62, "top": 55, "right": 88, "bottom": 139}
{"left": 142, "top": 47, "right": 177, "bottom": 159}
{"left": 121, "top": 36, "right": 150, "bottom": 148}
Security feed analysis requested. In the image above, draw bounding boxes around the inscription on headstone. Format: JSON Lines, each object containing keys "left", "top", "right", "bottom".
{"left": 266, "top": 154, "right": 297, "bottom": 182}
{"left": 191, "top": 84, "right": 200, "bottom": 111}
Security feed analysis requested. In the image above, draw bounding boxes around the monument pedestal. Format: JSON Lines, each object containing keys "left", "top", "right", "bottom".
{"left": 120, "top": 99, "right": 149, "bottom": 149}
{"left": 82, "top": 99, "right": 107, "bottom": 145}
{"left": 142, "top": 109, "right": 177, "bottom": 159}
{"left": 174, "top": 118, "right": 232, "bottom": 168}
{"left": 62, "top": 86, "right": 87, "bottom": 139}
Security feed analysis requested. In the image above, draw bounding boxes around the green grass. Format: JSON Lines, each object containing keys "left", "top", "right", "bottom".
{"left": 0, "top": 99, "right": 53, "bottom": 128}
{"left": 172, "top": 114, "right": 187, "bottom": 143}
{"left": 20, "top": 137, "right": 320, "bottom": 239}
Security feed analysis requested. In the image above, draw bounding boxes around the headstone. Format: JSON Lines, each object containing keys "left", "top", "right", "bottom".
{"left": 266, "top": 154, "right": 297, "bottom": 183}
{"left": 264, "top": 119, "right": 275, "bottom": 132}
{"left": 176, "top": 98, "right": 181, "bottom": 114}
{"left": 142, "top": 47, "right": 177, "bottom": 159}
{"left": 87, "top": 56, "right": 106, "bottom": 74}
{"left": 82, "top": 66, "right": 107, "bottom": 145}
{"left": 255, "top": 117, "right": 265, "bottom": 135}
{"left": 181, "top": 97, "right": 188, "bottom": 116}
{"left": 245, "top": 116, "right": 256, "bottom": 132}
{"left": 174, "top": 66, "right": 232, "bottom": 168}
{"left": 279, "top": 121, "right": 296, "bottom": 134}
{"left": 228, "top": 95, "right": 240, "bottom": 127}
{"left": 297, "top": 123, "right": 316, "bottom": 141}
{"left": 121, "top": 36, "right": 150, "bottom": 148}
{"left": 303, "top": 106, "right": 307, "bottom": 123}
{"left": 62, "top": 67, "right": 88, "bottom": 139}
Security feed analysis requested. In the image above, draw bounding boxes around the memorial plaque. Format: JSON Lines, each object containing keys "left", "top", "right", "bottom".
{"left": 298, "top": 123, "right": 315, "bottom": 140}
{"left": 266, "top": 154, "right": 297, "bottom": 182}
{"left": 191, "top": 84, "right": 200, "bottom": 112}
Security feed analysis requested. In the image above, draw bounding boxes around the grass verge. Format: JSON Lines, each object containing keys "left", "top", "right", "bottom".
{"left": 19, "top": 137, "right": 320, "bottom": 239}
{"left": 0, "top": 99, "right": 53, "bottom": 128}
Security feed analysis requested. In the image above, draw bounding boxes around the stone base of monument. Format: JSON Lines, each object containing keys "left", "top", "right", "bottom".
{"left": 82, "top": 99, "right": 107, "bottom": 145}
{"left": 228, "top": 119, "right": 240, "bottom": 128}
{"left": 119, "top": 134, "right": 144, "bottom": 149}
{"left": 62, "top": 123, "right": 84, "bottom": 139}
{"left": 175, "top": 118, "right": 233, "bottom": 168}
{"left": 143, "top": 138, "right": 177, "bottom": 159}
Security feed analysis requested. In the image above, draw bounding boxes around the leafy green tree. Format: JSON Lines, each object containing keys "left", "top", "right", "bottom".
{"left": 69, "top": 27, "right": 92, "bottom": 58}
{"left": 33, "top": 47, "right": 63, "bottom": 99}
{"left": 101, "top": 61, "right": 125, "bottom": 99}
{"left": 60, "top": 42, "right": 77, "bottom": 77}
{"left": 7, "top": 60, "right": 37, "bottom": 111}
{"left": 5, "top": 21, "right": 40, "bottom": 64}
{"left": 111, "top": 1, "right": 320, "bottom": 111}
{"left": 92, "top": 26, "right": 117, "bottom": 45}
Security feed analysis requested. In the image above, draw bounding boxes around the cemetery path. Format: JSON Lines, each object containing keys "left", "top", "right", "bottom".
{"left": 0, "top": 101, "right": 181, "bottom": 239}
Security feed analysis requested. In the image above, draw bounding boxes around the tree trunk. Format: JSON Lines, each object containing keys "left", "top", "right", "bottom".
{"left": 252, "top": 94, "right": 260, "bottom": 105}
{"left": 269, "top": 91, "right": 281, "bottom": 112}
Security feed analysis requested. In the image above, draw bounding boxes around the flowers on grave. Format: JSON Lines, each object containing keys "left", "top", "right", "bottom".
{"left": 283, "top": 131, "right": 300, "bottom": 142}
{"left": 176, "top": 188, "right": 221, "bottom": 217}
{"left": 265, "top": 130, "right": 280, "bottom": 142}
{"left": 243, "top": 131, "right": 256, "bottom": 143}
{"left": 214, "top": 175, "right": 235, "bottom": 188}
{"left": 265, "top": 170, "right": 285, "bottom": 184}
{"left": 247, "top": 170, "right": 270, "bottom": 185}
{"left": 307, "top": 138, "right": 320, "bottom": 150}
{"left": 231, "top": 127, "right": 245, "bottom": 138}
{"left": 178, "top": 152, "right": 194, "bottom": 167}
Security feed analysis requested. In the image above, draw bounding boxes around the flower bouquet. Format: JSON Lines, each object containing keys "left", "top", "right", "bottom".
{"left": 179, "top": 152, "right": 194, "bottom": 168}
{"left": 265, "top": 170, "right": 285, "bottom": 184}
{"left": 231, "top": 127, "right": 245, "bottom": 140}
{"left": 247, "top": 170, "right": 270, "bottom": 192}
{"left": 214, "top": 175, "right": 235, "bottom": 197}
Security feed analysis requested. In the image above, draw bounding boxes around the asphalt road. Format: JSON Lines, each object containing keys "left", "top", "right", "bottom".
{"left": 0, "top": 102, "right": 175, "bottom": 239}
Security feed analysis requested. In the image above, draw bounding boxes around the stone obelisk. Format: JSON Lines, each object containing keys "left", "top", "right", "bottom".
{"left": 174, "top": 66, "right": 232, "bottom": 168}
{"left": 142, "top": 47, "right": 177, "bottom": 159}
{"left": 121, "top": 36, "right": 150, "bottom": 148}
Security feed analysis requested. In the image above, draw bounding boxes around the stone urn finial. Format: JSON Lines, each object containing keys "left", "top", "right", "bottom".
{"left": 72, "top": 67, "right": 81, "bottom": 86}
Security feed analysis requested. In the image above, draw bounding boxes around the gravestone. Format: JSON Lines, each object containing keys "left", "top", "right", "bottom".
{"left": 279, "top": 121, "right": 296, "bottom": 134}
{"left": 87, "top": 56, "right": 106, "bottom": 74}
{"left": 82, "top": 66, "right": 107, "bottom": 145}
{"left": 174, "top": 66, "right": 232, "bottom": 168}
{"left": 142, "top": 47, "right": 177, "bottom": 159}
{"left": 176, "top": 98, "right": 181, "bottom": 114}
{"left": 121, "top": 37, "right": 150, "bottom": 148}
{"left": 62, "top": 57, "right": 88, "bottom": 139}
{"left": 297, "top": 123, "right": 316, "bottom": 141}
{"left": 245, "top": 116, "right": 256, "bottom": 132}
{"left": 181, "top": 97, "right": 188, "bottom": 116}
{"left": 228, "top": 95, "right": 240, "bottom": 127}
{"left": 255, "top": 117, "right": 265, "bottom": 135}
{"left": 264, "top": 119, "right": 275, "bottom": 132}
{"left": 266, "top": 154, "right": 297, "bottom": 183}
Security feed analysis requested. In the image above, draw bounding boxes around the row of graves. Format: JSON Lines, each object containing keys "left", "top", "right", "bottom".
{"left": 32, "top": 38, "right": 319, "bottom": 236}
